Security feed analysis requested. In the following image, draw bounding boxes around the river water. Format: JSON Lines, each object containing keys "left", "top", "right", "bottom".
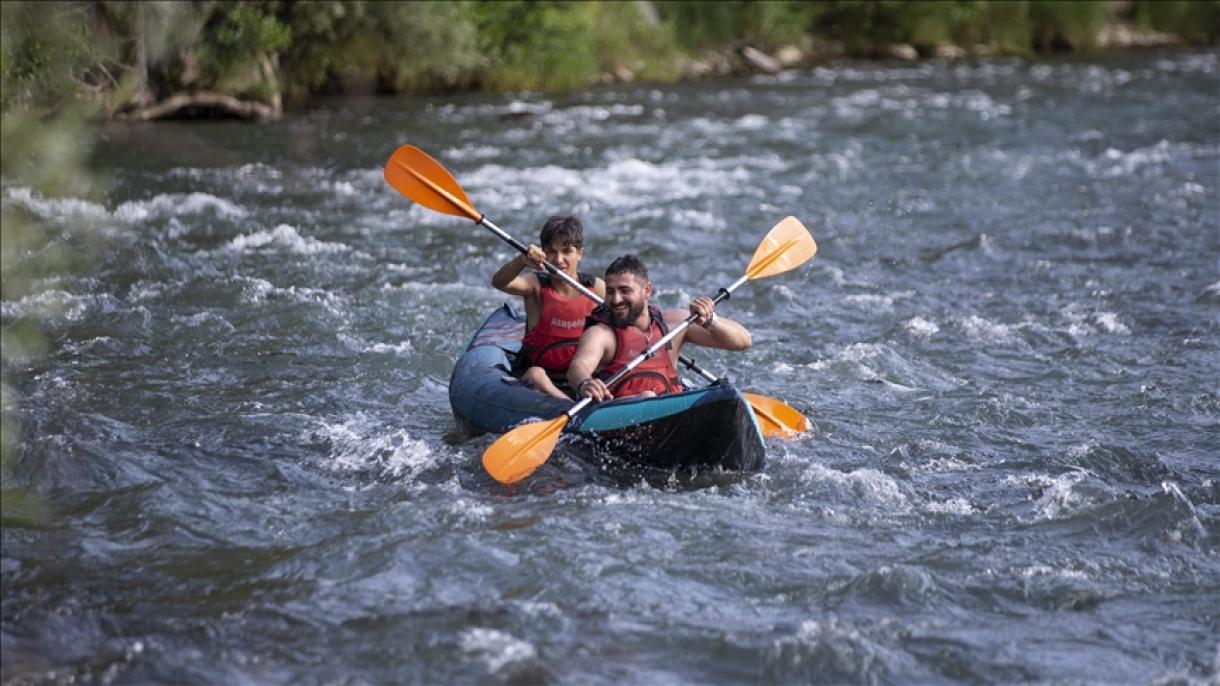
{"left": 3, "top": 49, "right": 1218, "bottom": 684}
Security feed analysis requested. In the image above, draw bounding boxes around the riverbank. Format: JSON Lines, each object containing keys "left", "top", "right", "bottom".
{"left": 1, "top": 1, "right": 1216, "bottom": 125}
{"left": 636, "top": 18, "right": 1188, "bottom": 84}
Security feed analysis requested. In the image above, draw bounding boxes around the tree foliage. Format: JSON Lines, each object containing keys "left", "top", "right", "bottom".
{"left": 3, "top": 0, "right": 1217, "bottom": 116}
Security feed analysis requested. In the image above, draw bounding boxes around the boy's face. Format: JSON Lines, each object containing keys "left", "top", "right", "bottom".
{"left": 544, "top": 242, "right": 582, "bottom": 273}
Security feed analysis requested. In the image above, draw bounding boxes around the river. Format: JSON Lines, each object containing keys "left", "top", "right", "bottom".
{"left": 3, "top": 49, "right": 1218, "bottom": 684}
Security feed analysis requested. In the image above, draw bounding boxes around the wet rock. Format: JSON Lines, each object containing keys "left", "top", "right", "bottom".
{"left": 934, "top": 44, "right": 967, "bottom": 59}
{"left": 612, "top": 64, "right": 635, "bottom": 82}
{"left": 1097, "top": 23, "right": 1182, "bottom": 48}
{"left": 775, "top": 45, "right": 804, "bottom": 67}
{"left": 887, "top": 44, "right": 919, "bottom": 61}
{"left": 738, "top": 45, "right": 782, "bottom": 74}
{"left": 683, "top": 52, "right": 733, "bottom": 79}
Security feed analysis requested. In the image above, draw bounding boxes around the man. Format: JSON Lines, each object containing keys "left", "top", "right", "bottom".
{"left": 567, "top": 254, "right": 752, "bottom": 401}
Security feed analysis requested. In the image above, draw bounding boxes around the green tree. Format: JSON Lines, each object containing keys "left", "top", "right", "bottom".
{"left": 1133, "top": 0, "right": 1220, "bottom": 44}
{"left": 1, "top": 2, "right": 105, "bottom": 517}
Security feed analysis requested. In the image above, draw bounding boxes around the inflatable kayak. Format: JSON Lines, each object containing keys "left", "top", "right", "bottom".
{"left": 449, "top": 305, "right": 766, "bottom": 472}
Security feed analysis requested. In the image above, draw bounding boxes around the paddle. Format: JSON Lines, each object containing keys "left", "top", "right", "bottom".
{"left": 480, "top": 216, "right": 817, "bottom": 484}
{"left": 383, "top": 144, "right": 811, "bottom": 438}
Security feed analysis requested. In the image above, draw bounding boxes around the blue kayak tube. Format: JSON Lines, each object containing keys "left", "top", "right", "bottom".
{"left": 449, "top": 305, "right": 766, "bottom": 472}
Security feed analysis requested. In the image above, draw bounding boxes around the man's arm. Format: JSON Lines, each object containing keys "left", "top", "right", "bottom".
{"left": 491, "top": 245, "right": 545, "bottom": 295}
{"left": 567, "top": 325, "right": 615, "bottom": 401}
{"left": 673, "top": 296, "right": 752, "bottom": 351}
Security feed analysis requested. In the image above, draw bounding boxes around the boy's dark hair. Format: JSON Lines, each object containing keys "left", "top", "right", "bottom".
{"left": 539, "top": 215, "right": 584, "bottom": 249}
{"left": 605, "top": 254, "right": 649, "bottom": 282}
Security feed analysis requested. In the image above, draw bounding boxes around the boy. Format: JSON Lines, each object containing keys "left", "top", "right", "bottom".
{"left": 491, "top": 215, "right": 606, "bottom": 399}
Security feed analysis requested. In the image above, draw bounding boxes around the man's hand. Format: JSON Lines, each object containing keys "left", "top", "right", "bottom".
{"left": 689, "top": 296, "right": 716, "bottom": 328}
{"left": 577, "top": 377, "right": 613, "bottom": 402}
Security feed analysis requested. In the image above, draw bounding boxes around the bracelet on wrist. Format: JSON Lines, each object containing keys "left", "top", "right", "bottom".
{"left": 700, "top": 312, "right": 717, "bottom": 330}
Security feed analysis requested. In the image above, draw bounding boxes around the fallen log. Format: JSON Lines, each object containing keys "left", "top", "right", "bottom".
{"left": 121, "top": 92, "right": 280, "bottom": 122}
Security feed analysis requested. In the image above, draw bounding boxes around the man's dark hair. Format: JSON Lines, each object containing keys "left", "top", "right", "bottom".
{"left": 539, "top": 215, "right": 584, "bottom": 249}
{"left": 605, "top": 254, "right": 649, "bottom": 282}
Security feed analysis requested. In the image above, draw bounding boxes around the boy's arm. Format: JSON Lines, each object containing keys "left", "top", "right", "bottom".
{"left": 491, "top": 245, "right": 545, "bottom": 296}
{"left": 593, "top": 277, "right": 606, "bottom": 299}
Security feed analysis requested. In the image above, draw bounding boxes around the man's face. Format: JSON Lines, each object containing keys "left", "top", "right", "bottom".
{"left": 605, "top": 271, "right": 651, "bottom": 327}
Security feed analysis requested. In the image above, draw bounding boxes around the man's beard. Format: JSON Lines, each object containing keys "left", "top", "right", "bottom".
{"left": 610, "top": 302, "right": 645, "bottom": 328}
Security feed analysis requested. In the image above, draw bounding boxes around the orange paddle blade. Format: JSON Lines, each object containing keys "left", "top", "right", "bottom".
{"left": 746, "top": 216, "right": 817, "bottom": 280}
{"left": 384, "top": 145, "right": 480, "bottom": 221}
{"left": 744, "top": 392, "right": 810, "bottom": 438}
{"left": 482, "top": 415, "right": 569, "bottom": 484}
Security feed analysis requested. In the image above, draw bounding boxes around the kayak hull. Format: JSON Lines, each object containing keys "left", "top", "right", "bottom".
{"left": 449, "top": 305, "right": 766, "bottom": 473}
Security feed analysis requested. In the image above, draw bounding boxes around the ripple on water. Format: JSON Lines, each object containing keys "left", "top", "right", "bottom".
{"left": 4, "top": 48, "right": 1219, "bottom": 685}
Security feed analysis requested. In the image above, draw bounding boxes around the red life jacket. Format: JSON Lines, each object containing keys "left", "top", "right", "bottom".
{"left": 519, "top": 273, "right": 597, "bottom": 375}
{"left": 587, "top": 305, "right": 683, "bottom": 398}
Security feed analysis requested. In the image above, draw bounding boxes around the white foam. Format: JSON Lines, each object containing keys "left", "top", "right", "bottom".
{"left": 514, "top": 601, "right": 562, "bottom": 619}
{"left": 233, "top": 277, "right": 346, "bottom": 318}
{"left": 802, "top": 342, "right": 879, "bottom": 372}
{"left": 1066, "top": 442, "right": 1095, "bottom": 460}
{"left": 1160, "top": 481, "right": 1207, "bottom": 544}
{"left": 920, "top": 457, "right": 979, "bottom": 473}
{"left": 171, "top": 311, "right": 236, "bottom": 334}
{"left": 442, "top": 144, "right": 501, "bottom": 161}
{"left": 59, "top": 336, "right": 113, "bottom": 355}
{"left": 446, "top": 498, "right": 494, "bottom": 524}
{"left": 768, "top": 284, "right": 798, "bottom": 302}
{"left": 1060, "top": 304, "right": 1131, "bottom": 337}
{"left": 366, "top": 340, "right": 415, "bottom": 355}
{"left": 3, "top": 186, "right": 110, "bottom": 222}
{"left": 800, "top": 463, "right": 910, "bottom": 511}
{"left": 114, "top": 192, "right": 247, "bottom": 223}
{"left": 315, "top": 416, "right": 434, "bottom": 480}
{"left": 460, "top": 156, "right": 758, "bottom": 212}
{"left": 735, "top": 114, "right": 769, "bottom": 130}
{"left": 1023, "top": 470, "right": 1101, "bottom": 521}
{"left": 1020, "top": 564, "right": 1089, "bottom": 580}
{"left": 1093, "top": 312, "right": 1131, "bottom": 335}
{"left": 128, "top": 281, "right": 170, "bottom": 303}
{"left": 223, "top": 224, "right": 350, "bottom": 255}
{"left": 957, "top": 315, "right": 1014, "bottom": 343}
{"left": 925, "top": 498, "right": 975, "bottom": 515}
{"left": 829, "top": 86, "right": 1011, "bottom": 121}
{"left": 668, "top": 207, "right": 723, "bottom": 230}
{"left": 1, "top": 289, "right": 92, "bottom": 321}
{"left": 545, "top": 103, "right": 645, "bottom": 124}
{"left": 904, "top": 317, "right": 940, "bottom": 337}
{"left": 1089, "top": 140, "right": 1175, "bottom": 177}
{"left": 845, "top": 293, "right": 895, "bottom": 310}
{"left": 459, "top": 628, "right": 537, "bottom": 673}
{"left": 1154, "top": 52, "right": 1217, "bottom": 74}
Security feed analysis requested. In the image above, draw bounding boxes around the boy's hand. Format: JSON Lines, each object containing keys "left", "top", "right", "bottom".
{"left": 525, "top": 244, "right": 546, "bottom": 270}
